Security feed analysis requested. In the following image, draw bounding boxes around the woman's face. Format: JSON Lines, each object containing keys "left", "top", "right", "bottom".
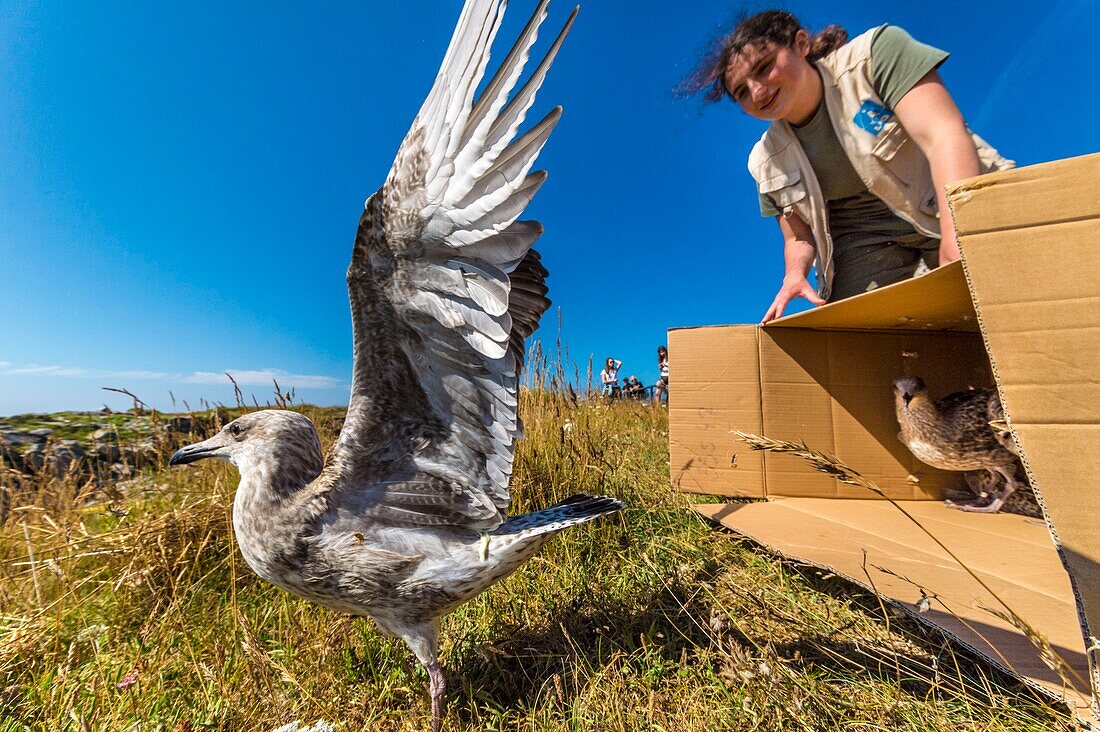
{"left": 724, "top": 32, "right": 818, "bottom": 124}
{"left": 606, "top": 358, "right": 614, "bottom": 368}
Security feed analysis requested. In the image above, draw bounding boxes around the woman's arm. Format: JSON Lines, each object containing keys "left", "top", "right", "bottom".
{"left": 893, "top": 70, "right": 979, "bottom": 265}
{"left": 762, "top": 213, "right": 826, "bottom": 323}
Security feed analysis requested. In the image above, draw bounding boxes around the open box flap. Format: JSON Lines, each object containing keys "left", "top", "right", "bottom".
{"left": 948, "top": 152, "right": 1100, "bottom": 708}
{"left": 696, "top": 499, "right": 1092, "bottom": 717}
{"left": 766, "top": 260, "right": 978, "bottom": 332}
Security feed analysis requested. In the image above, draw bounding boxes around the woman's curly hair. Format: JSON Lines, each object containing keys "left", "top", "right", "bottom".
{"left": 680, "top": 10, "right": 847, "bottom": 103}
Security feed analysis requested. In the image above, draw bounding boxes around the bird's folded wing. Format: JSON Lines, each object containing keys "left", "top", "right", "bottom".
{"left": 319, "top": 0, "right": 570, "bottom": 531}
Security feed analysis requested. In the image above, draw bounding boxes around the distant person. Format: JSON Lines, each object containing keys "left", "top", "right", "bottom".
{"left": 600, "top": 357, "right": 622, "bottom": 397}
{"left": 682, "top": 11, "right": 1012, "bottom": 321}
{"left": 654, "top": 346, "right": 669, "bottom": 405}
{"left": 624, "top": 375, "right": 644, "bottom": 399}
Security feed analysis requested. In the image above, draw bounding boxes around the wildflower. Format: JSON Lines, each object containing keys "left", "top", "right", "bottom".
{"left": 117, "top": 671, "right": 139, "bottom": 690}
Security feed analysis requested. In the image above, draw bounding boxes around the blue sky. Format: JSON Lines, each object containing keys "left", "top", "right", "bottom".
{"left": 0, "top": 0, "right": 1097, "bottom": 415}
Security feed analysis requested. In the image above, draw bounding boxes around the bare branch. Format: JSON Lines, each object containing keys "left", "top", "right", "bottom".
{"left": 226, "top": 373, "right": 244, "bottom": 409}
{"left": 102, "top": 387, "right": 149, "bottom": 415}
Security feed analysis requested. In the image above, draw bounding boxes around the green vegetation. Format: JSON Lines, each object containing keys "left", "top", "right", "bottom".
{"left": 0, "top": 411, "right": 147, "bottom": 443}
{"left": 0, "top": 394, "right": 1077, "bottom": 731}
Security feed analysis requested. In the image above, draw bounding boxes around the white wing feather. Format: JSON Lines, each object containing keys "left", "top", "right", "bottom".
{"left": 327, "top": 0, "right": 571, "bottom": 531}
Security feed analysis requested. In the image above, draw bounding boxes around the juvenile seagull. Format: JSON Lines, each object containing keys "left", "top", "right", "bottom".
{"left": 169, "top": 2, "right": 622, "bottom": 729}
{"left": 892, "top": 376, "right": 1024, "bottom": 513}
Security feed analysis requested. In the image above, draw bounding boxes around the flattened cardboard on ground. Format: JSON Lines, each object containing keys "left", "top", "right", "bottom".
{"left": 694, "top": 500, "right": 1090, "bottom": 710}
{"left": 669, "top": 153, "right": 1100, "bottom": 718}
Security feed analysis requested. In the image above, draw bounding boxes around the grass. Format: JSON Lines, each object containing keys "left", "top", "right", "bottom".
{"left": 0, "top": 392, "right": 1081, "bottom": 731}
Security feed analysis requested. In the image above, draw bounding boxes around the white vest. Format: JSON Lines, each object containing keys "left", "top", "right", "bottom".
{"left": 747, "top": 27, "right": 1014, "bottom": 299}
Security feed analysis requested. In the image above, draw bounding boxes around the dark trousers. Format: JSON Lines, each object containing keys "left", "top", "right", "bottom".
{"left": 828, "top": 235, "right": 939, "bottom": 302}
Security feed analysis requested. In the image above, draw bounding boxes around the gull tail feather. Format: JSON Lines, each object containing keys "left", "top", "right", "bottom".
{"left": 493, "top": 493, "right": 625, "bottom": 540}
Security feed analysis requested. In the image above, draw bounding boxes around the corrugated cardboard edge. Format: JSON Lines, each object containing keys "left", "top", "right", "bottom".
{"left": 948, "top": 167, "right": 1100, "bottom": 715}
{"left": 693, "top": 503, "right": 1095, "bottom": 727}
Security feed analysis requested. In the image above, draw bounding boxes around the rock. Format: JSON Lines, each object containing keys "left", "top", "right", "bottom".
{"left": 14, "top": 441, "right": 88, "bottom": 478}
{"left": 95, "top": 443, "right": 122, "bottom": 463}
{"left": 56, "top": 439, "right": 85, "bottom": 456}
{"left": 122, "top": 439, "right": 159, "bottom": 468}
{"left": 27, "top": 429, "right": 53, "bottom": 441}
{"left": 168, "top": 416, "right": 192, "bottom": 433}
{"left": 23, "top": 443, "right": 45, "bottom": 472}
{"left": 46, "top": 441, "right": 86, "bottom": 477}
{"left": 111, "top": 462, "right": 134, "bottom": 479}
{"left": 1, "top": 432, "right": 35, "bottom": 447}
{"left": 92, "top": 428, "right": 117, "bottom": 441}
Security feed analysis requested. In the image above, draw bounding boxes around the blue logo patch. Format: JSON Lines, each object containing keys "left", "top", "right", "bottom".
{"left": 853, "top": 100, "right": 894, "bottom": 135}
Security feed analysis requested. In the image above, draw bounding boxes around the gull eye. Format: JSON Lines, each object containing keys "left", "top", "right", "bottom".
{"left": 230, "top": 423, "right": 242, "bottom": 436}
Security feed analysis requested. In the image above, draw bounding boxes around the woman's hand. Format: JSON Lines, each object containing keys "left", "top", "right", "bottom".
{"left": 763, "top": 272, "right": 826, "bottom": 322}
{"left": 762, "top": 214, "right": 824, "bottom": 323}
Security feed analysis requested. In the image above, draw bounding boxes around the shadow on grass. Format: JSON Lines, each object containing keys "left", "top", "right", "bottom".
{"left": 417, "top": 555, "right": 1071, "bottom": 726}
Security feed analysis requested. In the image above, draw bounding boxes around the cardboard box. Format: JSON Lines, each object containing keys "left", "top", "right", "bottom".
{"left": 670, "top": 153, "right": 1100, "bottom": 719}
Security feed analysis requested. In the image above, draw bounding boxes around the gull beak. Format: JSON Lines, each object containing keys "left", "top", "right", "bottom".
{"left": 168, "top": 437, "right": 227, "bottom": 466}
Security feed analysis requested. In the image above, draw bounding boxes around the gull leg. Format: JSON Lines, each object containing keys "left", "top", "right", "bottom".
{"left": 397, "top": 622, "right": 443, "bottom": 730}
{"left": 953, "top": 468, "right": 1016, "bottom": 514}
{"left": 952, "top": 493, "right": 1009, "bottom": 513}
{"left": 426, "top": 661, "right": 446, "bottom": 732}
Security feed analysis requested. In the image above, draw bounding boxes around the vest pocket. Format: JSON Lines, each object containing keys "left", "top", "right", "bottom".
{"left": 758, "top": 168, "right": 806, "bottom": 216}
{"left": 870, "top": 121, "right": 918, "bottom": 187}
{"left": 869, "top": 120, "right": 906, "bottom": 160}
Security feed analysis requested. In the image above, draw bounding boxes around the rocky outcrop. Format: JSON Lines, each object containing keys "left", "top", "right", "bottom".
{"left": 0, "top": 411, "right": 225, "bottom": 483}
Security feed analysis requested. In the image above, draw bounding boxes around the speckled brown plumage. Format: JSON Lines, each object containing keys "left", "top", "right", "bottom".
{"left": 960, "top": 465, "right": 1042, "bottom": 518}
{"left": 892, "top": 376, "right": 1026, "bottom": 514}
{"left": 168, "top": 4, "right": 623, "bottom": 731}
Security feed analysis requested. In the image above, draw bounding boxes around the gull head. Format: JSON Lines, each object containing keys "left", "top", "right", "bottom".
{"left": 168, "top": 410, "right": 323, "bottom": 478}
{"left": 892, "top": 376, "right": 927, "bottom": 408}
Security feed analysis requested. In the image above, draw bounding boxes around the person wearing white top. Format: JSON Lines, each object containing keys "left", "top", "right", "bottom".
{"left": 600, "top": 357, "right": 622, "bottom": 396}
{"left": 654, "top": 346, "right": 669, "bottom": 405}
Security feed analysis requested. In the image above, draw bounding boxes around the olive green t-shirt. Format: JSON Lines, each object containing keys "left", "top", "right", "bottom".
{"left": 758, "top": 25, "right": 949, "bottom": 220}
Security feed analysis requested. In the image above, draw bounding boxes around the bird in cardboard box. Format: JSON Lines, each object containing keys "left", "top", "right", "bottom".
{"left": 891, "top": 376, "right": 1040, "bottom": 516}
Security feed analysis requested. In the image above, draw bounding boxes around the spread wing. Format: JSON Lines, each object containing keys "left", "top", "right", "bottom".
{"left": 316, "top": 0, "right": 572, "bottom": 532}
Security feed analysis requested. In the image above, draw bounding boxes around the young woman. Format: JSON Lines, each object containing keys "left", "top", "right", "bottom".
{"left": 654, "top": 346, "right": 669, "bottom": 404}
{"left": 684, "top": 11, "right": 1012, "bottom": 321}
{"left": 600, "top": 357, "right": 622, "bottom": 396}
